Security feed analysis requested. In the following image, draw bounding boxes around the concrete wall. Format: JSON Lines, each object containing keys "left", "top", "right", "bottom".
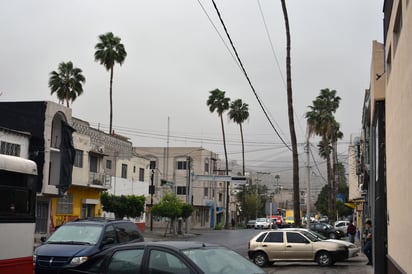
{"left": 385, "top": 1, "right": 412, "bottom": 272}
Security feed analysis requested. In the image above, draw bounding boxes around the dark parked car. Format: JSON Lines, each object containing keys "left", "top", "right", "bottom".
{"left": 33, "top": 218, "right": 144, "bottom": 274}
{"left": 309, "top": 222, "right": 344, "bottom": 239}
{"left": 59, "top": 241, "right": 266, "bottom": 274}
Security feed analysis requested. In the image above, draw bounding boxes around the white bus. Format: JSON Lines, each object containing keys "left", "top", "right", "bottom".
{"left": 0, "top": 154, "right": 37, "bottom": 274}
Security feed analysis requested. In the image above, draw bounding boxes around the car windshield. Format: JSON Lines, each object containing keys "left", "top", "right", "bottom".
{"left": 46, "top": 224, "right": 103, "bottom": 245}
{"left": 307, "top": 230, "right": 327, "bottom": 240}
{"left": 256, "top": 218, "right": 267, "bottom": 222}
{"left": 324, "top": 223, "right": 333, "bottom": 229}
{"left": 299, "top": 230, "right": 320, "bottom": 242}
{"left": 183, "top": 247, "right": 264, "bottom": 274}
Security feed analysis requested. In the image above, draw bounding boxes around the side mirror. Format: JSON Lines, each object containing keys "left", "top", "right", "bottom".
{"left": 101, "top": 237, "right": 115, "bottom": 246}
{"left": 40, "top": 236, "right": 47, "bottom": 243}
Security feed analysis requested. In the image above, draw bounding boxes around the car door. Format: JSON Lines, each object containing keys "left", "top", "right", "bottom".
{"left": 284, "top": 232, "right": 313, "bottom": 260}
{"left": 146, "top": 248, "right": 197, "bottom": 274}
{"left": 261, "top": 231, "right": 286, "bottom": 260}
{"left": 106, "top": 248, "right": 145, "bottom": 274}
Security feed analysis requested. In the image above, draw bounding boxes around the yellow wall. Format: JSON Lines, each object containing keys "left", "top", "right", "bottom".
{"left": 51, "top": 186, "right": 103, "bottom": 228}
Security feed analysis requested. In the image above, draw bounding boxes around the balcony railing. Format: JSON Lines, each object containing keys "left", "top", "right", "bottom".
{"left": 88, "top": 172, "right": 111, "bottom": 188}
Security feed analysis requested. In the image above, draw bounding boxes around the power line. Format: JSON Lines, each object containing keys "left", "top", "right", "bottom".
{"left": 196, "top": 0, "right": 242, "bottom": 72}
{"left": 210, "top": 0, "right": 291, "bottom": 151}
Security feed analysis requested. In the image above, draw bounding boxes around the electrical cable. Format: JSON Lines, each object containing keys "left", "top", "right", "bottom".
{"left": 210, "top": 0, "right": 292, "bottom": 151}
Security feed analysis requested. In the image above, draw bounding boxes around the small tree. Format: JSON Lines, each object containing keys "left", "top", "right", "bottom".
{"left": 151, "top": 193, "right": 193, "bottom": 235}
{"left": 100, "top": 192, "right": 145, "bottom": 219}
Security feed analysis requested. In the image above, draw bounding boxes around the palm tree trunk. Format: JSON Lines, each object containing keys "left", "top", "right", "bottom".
{"left": 324, "top": 135, "right": 333, "bottom": 221}
{"left": 281, "top": 0, "right": 301, "bottom": 227}
{"left": 332, "top": 140, "right": 338, "bottom": 219}
{"left": 240, "top": 123, "right": 245, "bottom": 176}
{"left": 109, "top": 66, "right": 114, "bottom": 134}
{"left": 220, "top": 114, "right": 230, "bottom": 229}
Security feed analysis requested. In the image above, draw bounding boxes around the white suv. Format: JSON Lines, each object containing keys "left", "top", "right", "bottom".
{"left": 334, "top": 220, "right": 350, "bottom": 234}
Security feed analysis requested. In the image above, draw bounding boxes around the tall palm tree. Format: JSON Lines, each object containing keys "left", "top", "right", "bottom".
{"left": 94, "top": 32, "right": 127, "bottom": 134}
{"left": 48, "top": 61, "right": 86, "bottom": 107}
{"left": 306, "top": 88, "right": 341, "bottom": 220}
{"left": 280, "top": 0, "right": 300, "bottom": 227}
{"left": 228, "top": 99, "right": 249, "bottom": 176}
{"left": 206, "top": 88, "right": 230, "bottom": 228}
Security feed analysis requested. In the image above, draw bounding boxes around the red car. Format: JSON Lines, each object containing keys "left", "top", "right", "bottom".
{"left": 272, "top": 215, "right": 284, "bottom": 227}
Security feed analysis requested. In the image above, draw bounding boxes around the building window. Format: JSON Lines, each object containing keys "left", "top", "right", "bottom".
{"left": 89, "top": 155, "right": 98, "bottom": 173}
{"left": 106, "top": 159, "right": 112, "bottom": 169}
{"left": 0, "top": 141, "right": 21, "bottom": 156}
{"left": 56, "top": 193, "right": 73, "bottom": 214}
{"left": 74, "top": 150, "right": 83, "bottom": 167}
{"left": 133, "top": 166, "right": 136, "bottom": 173}
{"left": 204, "top": 159, "right": 209, "bottom": 173}
{"left": 177, "top": 161, "right": 188, "bottom": 170}
{"left": 121, "top": 164, "right": 127, "bottom": 178}
{"left": 219, "top": 193, "right": 222, "bottom": 202}
{"left": 149, "top": 160, "right": 156, "bottom": 170}
{"left": 139, "top": 168, "right": 144, "bottom": 182}
{"left": 176, "top": 186, "right": 186, "bottom": 195}
{"left": 204, "top": 187, "right": 208, "bottom": 197}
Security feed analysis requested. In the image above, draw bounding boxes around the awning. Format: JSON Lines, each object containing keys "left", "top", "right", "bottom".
{"left": 344, "top": 202, "right": 356, "bottom": 209}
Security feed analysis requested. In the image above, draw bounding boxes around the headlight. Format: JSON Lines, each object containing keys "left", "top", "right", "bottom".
{"left": 69, "top": 256, "right": 89, "bottom": 265}
{"left": 33, "top": 254, "right": 37, "bottom": 264}
{"left": 348, "top": 244, "right": 356, "bottom": 248}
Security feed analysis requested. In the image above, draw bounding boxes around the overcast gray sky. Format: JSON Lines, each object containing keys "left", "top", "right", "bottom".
{"left": 0, "top": 1, "right": 383, "bottom": 188}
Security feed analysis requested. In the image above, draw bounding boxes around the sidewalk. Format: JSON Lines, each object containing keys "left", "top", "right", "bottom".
{"left": 141, "top": 227, "right": 205, "bottom": 241}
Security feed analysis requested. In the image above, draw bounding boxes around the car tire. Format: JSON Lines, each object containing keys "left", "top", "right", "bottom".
{"left": 329, "top": 232, "right": 336, "bottom": 239}
{"left": 253, "top": 251, "right": 269, "bottom": 267}
{"left": 316, "top": 251, "right": 334, "bottom": 266}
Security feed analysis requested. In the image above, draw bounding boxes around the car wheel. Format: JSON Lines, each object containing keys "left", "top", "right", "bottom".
{"left": 316, "top": 251, "right": 333, "bottom": 266}
{"left": 329, "top": 232, "right": 336, "bottom": 239}
{"left": 253, "top": 251, "right": 269, "bottom": 267}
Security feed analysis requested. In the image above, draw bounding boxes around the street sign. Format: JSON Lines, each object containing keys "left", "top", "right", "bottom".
{"left": 193, "top": 175, "right": 247, "bottom": 184}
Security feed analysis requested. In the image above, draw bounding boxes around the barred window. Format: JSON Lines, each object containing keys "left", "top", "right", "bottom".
{"left": 139, "top": 168, "right": 144, "bottom": 182}
{"left": 176, "top": 186, "right": 186, "bottom": 195}
{"left": 74, "top": 150, "right": 83, "bottom": 167}
{"left": 56, "top": 194, "right": 73, "bottom": 214}
{"left": 106, "top": 160, "right": 112, "bottom": 169}
{"left": 176, "top": 161, "right": 187, "bottom": 170}
{"left": 0, "top": 141, "right": 21, "bottom": 157}
{"left": 121, "top": 164, "right": 127, "bottom": 178}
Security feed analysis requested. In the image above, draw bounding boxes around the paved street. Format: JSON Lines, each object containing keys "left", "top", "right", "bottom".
{"left": 142, "top": 228, "right": 373, "bottom": 274}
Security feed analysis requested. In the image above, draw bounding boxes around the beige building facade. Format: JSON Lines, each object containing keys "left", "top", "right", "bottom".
{"left": 134, "top": 147, "right": 231, "bottom": 229}
{"left": 383, "top": 0, "right": 412, "bottom": 273}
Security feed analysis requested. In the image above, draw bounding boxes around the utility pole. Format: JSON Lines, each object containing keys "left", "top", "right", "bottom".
{"left": 149, "top": 168, "right": 155, "bottom": 231}
{"left": 306, "top": 132, "right": 311, "bottom": 229}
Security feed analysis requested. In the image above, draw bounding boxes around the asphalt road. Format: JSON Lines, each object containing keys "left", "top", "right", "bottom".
{"left": 143, "top": 227, "right": 373, "bottom": 274}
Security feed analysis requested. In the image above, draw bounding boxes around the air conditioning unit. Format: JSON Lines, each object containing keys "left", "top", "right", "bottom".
{"left": 359, "top": 184, "right": 367, "bottom": 195}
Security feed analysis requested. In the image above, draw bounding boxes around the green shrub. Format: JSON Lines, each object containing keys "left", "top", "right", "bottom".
{"left": 215, "top": 223, "right": 223, "bottom": 230}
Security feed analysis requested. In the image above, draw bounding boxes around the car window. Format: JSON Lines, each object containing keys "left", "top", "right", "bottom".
{"left": 286, "top": 232, "right": 308, "bottom": 244}
{"left": 264, "top": 232, "right": 283, "bottom": 243}
{"left": 183, "top": 247, "right": 264, "bottom": 274}
{"left": 255, "top": 232, "right": 268, "bottom": 242}
{"left": 148, "top": 249, "right": 191, "bottom": 274}
{"left": 103, "top": 224, "right": 118, "bottom": 244}
{"left": 107, "top": 249, "right": 144, "bottom": 274}
{"left": 115, "top": 222, "right": 143, "bottom": 242}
